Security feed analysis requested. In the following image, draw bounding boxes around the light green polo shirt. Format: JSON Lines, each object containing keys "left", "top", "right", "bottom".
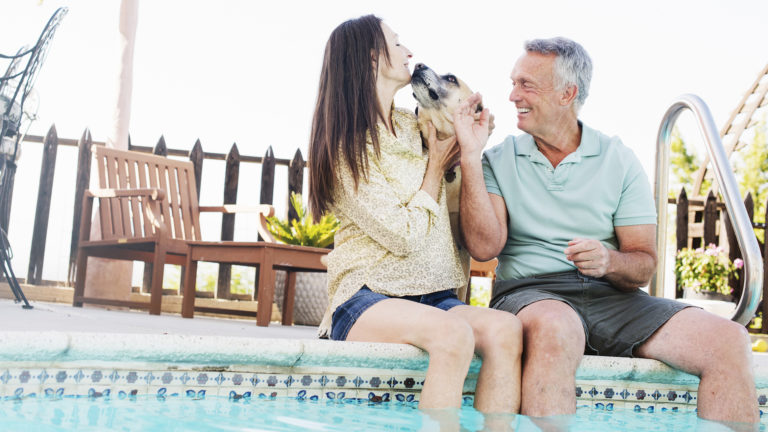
{"left": 482, "top": 123, "right": 657, "bottom": 280}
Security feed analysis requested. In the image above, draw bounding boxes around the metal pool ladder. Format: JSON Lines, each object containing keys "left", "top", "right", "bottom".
{"left": 651, "top": 94, "right": 762, "bottom": 326}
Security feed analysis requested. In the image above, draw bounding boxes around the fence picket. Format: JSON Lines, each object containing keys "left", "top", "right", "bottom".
{"left": 67, "top": 129, "right": 93, "bottom": 285}
{"left": 27, "top": 125, "right": 59, "bottom": 284}
{"left": 217, "top": 144, "right": 240, "bottom": 300}
{"left": 287, "top": 149, "right": 304, "bottom": 222}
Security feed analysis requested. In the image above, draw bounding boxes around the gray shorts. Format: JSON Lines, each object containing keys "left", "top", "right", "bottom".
{"left": 490, "top": 271, "right": 693, "bottom": 357}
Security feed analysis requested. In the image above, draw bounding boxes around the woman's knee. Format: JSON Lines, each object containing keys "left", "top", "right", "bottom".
{"left": 422, "top": 318, "right": 475, "bottom": 362}
{"left": 473, "top": 312, "right": 523, "bottom": 358}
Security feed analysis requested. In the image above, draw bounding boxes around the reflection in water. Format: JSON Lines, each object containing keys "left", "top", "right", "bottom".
{"left": 0, "top": 395, "right": 763, "bottom": 431}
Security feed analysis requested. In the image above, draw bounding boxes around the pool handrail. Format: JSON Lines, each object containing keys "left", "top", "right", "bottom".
{"left": 652, "top": 94, "right": 762, "bottom": 326}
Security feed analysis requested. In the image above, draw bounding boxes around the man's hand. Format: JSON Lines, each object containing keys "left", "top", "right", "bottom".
{"left": 453, "top": 92, "right": 490, "bottom": 158}
{"left": 564, "top": 238, "right": 611, "bottom": 278}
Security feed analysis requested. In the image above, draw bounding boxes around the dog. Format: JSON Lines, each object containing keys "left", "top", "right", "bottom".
{"left": 411, "top": 63, "right": 492, "bottom": 262}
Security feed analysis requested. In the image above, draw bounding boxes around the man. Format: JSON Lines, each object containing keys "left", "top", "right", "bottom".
{"left": 453, "top": 37, "right": 758, "bottom": 423}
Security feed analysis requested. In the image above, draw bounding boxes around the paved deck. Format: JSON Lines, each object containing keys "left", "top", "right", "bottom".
{"left": 0, "top": 298, "right": 317, "bottom": 339}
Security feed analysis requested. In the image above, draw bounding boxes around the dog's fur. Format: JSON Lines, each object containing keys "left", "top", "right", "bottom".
{"left": 411, "top": 64, "right": 490, "bottom": 254}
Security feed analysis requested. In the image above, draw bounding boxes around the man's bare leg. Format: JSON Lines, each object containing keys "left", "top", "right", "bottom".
{"left": 635, "top": 307, "right": 758, "bottom": 423}
{"left": 515, "top": 300, "right": 585, "bottom": 416}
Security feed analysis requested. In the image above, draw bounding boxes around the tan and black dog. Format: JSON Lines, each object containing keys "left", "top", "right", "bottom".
{"left": 411, "top": 63, "right": 491, "bottom": 258}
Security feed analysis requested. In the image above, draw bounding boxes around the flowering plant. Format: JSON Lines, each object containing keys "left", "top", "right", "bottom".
{"left": 675, "top": 244, "right": 743, "bottom": 296}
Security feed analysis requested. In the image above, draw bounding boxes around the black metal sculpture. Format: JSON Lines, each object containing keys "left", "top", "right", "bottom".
{"left": 0, "top": 7, "right": 68, "bottom": 308}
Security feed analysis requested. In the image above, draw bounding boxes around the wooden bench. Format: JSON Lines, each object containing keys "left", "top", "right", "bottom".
{"left": 72, "top": 146, "right": 275, "bottom": 316}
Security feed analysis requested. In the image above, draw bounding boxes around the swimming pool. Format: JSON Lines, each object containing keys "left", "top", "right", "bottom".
{"left": 1, "top": 331, "right": 767, "bottom": 429}
{"left": 0, "top": 395, "right": 754, "bottom": 431}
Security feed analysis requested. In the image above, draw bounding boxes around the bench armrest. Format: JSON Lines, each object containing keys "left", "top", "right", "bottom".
{"left": 86, "top": 188, "right": 166, "bottom": 201}
{"left": 80, "top": 187, "right": 168, "bottom": 242}
{"left": 198, "top": 204, "right": 276, "bottom": 243}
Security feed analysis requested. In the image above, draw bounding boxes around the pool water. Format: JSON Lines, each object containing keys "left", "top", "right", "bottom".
{"left": 0, "top": 394, "right": 761, "bottom": 431}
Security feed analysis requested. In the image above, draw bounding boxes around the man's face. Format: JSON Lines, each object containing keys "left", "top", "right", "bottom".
{"left": 508, "top": 52, "right": 565, "bottom": 137}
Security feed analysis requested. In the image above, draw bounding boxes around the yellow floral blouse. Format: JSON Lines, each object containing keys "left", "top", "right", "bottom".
{"left": 318, "top": 108, "right": 469, "bottom": 338}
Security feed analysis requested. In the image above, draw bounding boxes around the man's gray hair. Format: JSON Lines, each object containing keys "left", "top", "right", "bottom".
{"left": 524, "top": 37, "right": 592, "bottom": 113}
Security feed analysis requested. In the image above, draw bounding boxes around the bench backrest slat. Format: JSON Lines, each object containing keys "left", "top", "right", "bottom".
{"left": 93, "top": 146, "right": 201, "bottom": 241}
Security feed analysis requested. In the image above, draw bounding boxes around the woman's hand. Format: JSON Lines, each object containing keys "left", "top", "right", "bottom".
{"left": 425, "top": 122, "right": 460, "bottom": 172}
{"left": 421, "top": 122, "right": 459, "bottom": 201}
{"left": 454, "top": 92, "right": 490, "bottom": 159}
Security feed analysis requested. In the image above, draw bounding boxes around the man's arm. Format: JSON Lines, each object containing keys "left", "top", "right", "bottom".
{"left": 563, "top": 224, "right": 657, "bottom": 291}
{"left": 453, "top": 93, "right": 508, "bottom": 261}
{"left": 460, "top": 158, "right": 508, "bottom": 261}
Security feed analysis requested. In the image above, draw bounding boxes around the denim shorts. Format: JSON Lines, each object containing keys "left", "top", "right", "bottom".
{"left": 330, "top": 286, "right": 465, "bottom": 341}
{"left": 490, "top": 271, "right": 693, "bottom": 357}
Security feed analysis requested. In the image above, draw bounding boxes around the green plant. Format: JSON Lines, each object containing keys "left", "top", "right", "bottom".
{"left": 469, "top": 279, "right": 491, "bottom": 308}
{"left": 675, "top": 244, "right": 742, "bottom": 296}
{"left": 265, "top": 192, "right": 339, "bottom": 248}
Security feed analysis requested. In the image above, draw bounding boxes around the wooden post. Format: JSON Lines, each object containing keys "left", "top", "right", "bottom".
{"left": 676, "top": 188, "right": 689, "bottom": 251}
{"left": 27, "top": 125, "right": 59, "bottom": 284}
{"left": 260, "top": 146, "right": 275, "bottom": 206}
{"left": 726, "top": 193, "right": 752, "bottom": 302}
{"left": 217, "top": 143, "right": 240, "bottom": 299}
{"left": 674, "top": 188, "right": 689, "bottom": 298}
{"left": 189, "top": 139, "right": 203, "bottom": 201}
{"left": 67, "top": 129, "right": 93, "bottom": 285}
{"left": 287, "top": 149, "right": 304, "bottom": 222}
{"left": 142, "top": 136, "right": 169, "bottom": 293}
{"left": 703, "top": 190, "right": 718, "bottom": 246}
{"left": 259, "top": 146, "right": 275, "bottom": 243}
{"left": 153, "top": 136, "right": 168, "bottom": 156}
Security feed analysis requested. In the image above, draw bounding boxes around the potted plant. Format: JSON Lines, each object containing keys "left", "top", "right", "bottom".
{"left": 265, "top": 192, "right": 339, "bottom": 326}
{"left": 675, "top": 243, "right": 743, "bottom": 302}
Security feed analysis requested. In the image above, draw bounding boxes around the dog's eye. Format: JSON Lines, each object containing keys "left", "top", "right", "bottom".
{"left": 444, "top": 75, "right": 457, "bottom": 84}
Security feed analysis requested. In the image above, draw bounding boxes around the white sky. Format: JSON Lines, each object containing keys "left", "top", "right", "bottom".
{"left": 2, "top": 0, "right": 768, "bottom": 281}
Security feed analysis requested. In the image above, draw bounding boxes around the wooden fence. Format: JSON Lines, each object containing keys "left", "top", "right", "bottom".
{"left": 670, "top": 187, "right": 768, "bottom": 332}
{"left": 15, "top": 125, "right": 306, "bottom": 300}
{"left": 11, "top": 127, "right": 768, "bottom": 330}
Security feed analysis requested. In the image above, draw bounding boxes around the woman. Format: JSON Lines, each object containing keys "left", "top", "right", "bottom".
{"left": 308, "top": 15, "right": 521, "bottom": 413}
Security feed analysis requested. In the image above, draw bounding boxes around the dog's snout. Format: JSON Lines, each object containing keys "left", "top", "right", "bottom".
{"left": 414, "top": 63, "right": 427, "bottom": 71}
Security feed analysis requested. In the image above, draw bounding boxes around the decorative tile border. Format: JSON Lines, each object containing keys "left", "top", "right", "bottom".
{"left": 2, "top": 364, "right": 765, "bottom": 419}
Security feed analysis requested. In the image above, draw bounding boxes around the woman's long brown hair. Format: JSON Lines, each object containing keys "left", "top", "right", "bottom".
{"left": 308, "top": 15, "right": 390, "bottom": 220}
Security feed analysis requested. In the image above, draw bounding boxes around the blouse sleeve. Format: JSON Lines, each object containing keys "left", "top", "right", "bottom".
{"left": 333, "top": 152, "right": 440, "bottom": 257}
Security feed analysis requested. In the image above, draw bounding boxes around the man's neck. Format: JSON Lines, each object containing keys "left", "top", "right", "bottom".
{"left": 533, "top": 120, "right": 582, "bottom": 168}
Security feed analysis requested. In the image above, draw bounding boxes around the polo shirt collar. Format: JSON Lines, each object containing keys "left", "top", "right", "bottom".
{"left": 515, "top": 121, "right": 602, "bottom": 160}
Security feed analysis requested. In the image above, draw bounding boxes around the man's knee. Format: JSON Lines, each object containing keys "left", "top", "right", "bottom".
{"left": 709, "top": 319, "right": 752, "bottom": 362}
{"left": 518, "top": 301, "right": 585, "bottom": 355}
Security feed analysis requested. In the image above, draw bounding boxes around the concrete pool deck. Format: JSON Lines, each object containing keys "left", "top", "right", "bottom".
{"left": 2, "top": 298, "right": 768, "bottom": 415}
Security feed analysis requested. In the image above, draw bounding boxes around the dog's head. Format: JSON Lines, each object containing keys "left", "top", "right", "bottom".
{"left": 411, "top": 63, "right": 482, "bottom": 141}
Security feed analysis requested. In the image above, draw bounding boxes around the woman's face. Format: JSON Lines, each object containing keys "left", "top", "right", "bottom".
{"left": 377, "top": 23, "right": 412, "bottom": 87}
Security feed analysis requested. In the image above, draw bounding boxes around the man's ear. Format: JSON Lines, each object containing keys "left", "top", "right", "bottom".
{"left": 560, "top": 84, "right": 578, "bottom": 106}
